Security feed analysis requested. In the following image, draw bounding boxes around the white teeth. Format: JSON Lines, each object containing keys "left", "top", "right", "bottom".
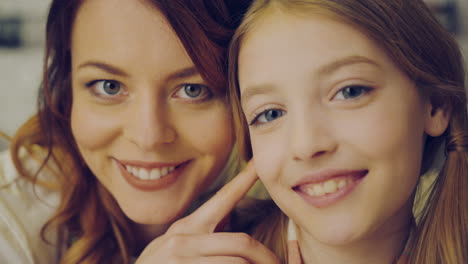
{"left": 149, "top": 168, "right": 161, "bottom": 180}
{"left": 323, "top": 180, "right": 337, "bottom": 194}
{"left": 337, "top": 179, "right": 346, "bottom": 189}
{"left": 138, "top": 168, "right": 149, "bottom": 180}
{"left": 313, "top": 184, "right": 324, "bottom": 196}
{"left": 124, "top": 165, "right": 176, "bottom": 180}
{"left": 304, "top": 178, "right": 352, "bottom": 197}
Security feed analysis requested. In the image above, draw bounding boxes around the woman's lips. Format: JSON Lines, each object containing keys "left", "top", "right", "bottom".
{"left": 294, "top": 170, "right": 368, "bottom": 208}
{"left": 115, "top": 159, "right": 191, "bottom": 192}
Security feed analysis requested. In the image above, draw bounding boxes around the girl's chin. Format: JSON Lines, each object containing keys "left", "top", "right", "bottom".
{"left": 300, "top": 221, "right": 367, "bottom": 246}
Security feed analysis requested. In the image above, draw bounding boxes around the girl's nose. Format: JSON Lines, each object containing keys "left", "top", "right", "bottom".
{"left": 289, "top": 109, "right": 337, "bottom": 161}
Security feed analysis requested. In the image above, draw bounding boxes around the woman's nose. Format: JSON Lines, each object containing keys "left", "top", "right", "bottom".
{"left": 123, "top": 97, "right": 176, "bottom": 151}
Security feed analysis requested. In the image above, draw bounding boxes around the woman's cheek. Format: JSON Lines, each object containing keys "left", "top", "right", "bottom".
{"left": 71, "top": 105, "right": 121, "bottom": 151}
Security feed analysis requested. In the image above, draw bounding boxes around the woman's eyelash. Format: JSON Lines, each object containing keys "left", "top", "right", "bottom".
{"left": 85, "top": 79, "right": 125, "bottom": 99}
{"left": 174, "top": 83, "right": 214, "bottom": 103}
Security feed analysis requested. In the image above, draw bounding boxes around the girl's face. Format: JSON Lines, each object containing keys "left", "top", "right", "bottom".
{"left": 70, "top": 0, "right": 233, "bottom": 228}
{"left": 238, "top": 12, "right": 447, "bottom": 246}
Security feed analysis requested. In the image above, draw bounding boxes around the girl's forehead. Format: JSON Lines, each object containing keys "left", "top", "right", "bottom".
{"left": 238, "top": 12, "right": 390, "bottom": 84}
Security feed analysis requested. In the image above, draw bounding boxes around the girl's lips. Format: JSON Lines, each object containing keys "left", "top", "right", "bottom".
{"left": 294, "top": 170, "right": 367, "bottom": 208}
{"left": 115, "top": 159, "right": 191, "bottom": 192}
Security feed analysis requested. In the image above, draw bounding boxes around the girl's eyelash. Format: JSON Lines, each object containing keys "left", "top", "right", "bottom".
{"left": 332, "top": 84, "right": 374, "bottom": 100}
{"left": 248, "top": 112, "right": 263, "bottom": 126}
{"left": 248, "top": 107, "right": 269, "bottom": 126}
{"left": 248, "top": 107, "right": 285, "bottom": 126}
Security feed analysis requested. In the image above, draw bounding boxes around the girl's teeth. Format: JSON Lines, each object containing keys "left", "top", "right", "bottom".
{"left": 304, "top": 178, "right": 352, "bottom": 197}
{"left": 337, "top": 179, "right": 346, "bottom": 189}
{"left": 323, "top": 180, "right": 337, "bottom": 193}
{"left": 313, "top": 184, "right": 324, "bottom": 196}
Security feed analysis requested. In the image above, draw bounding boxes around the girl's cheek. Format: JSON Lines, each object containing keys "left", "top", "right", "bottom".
{"left": 251, "top": 135, "right": 286, "bottom": 182}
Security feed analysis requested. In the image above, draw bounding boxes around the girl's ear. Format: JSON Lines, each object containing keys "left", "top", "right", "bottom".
{"left": 424, "top": 100, "right": 450, "bottom": 137}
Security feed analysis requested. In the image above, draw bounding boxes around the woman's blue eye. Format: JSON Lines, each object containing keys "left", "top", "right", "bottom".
{"left": 184, "top": 84, "right": 203, "bottom": 98}
{"left": 334, "top": 85, "right": 370, "bottom": 100}
{"left": 251, "top": 109, "right": 285, "bottom": 126}
{"left": 87, "top": 80, "right": 122, "bottom": 96}
{"left": 175, "top": 83, "right": 213, "bottom": 102}
{"left": 102, "top": 80, "right": 121, "bottom": 95}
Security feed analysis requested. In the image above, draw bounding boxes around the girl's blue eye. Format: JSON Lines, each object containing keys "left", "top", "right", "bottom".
{"left": 250, "top": 109, "right": 285, "bottom": 126}
{"left": 334, "top": 85, "right": 371, "bottom": 100}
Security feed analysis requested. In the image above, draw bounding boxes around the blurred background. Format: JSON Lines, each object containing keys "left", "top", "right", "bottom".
{"left": 1, "top": 0, "right": 468, "bottom": 151}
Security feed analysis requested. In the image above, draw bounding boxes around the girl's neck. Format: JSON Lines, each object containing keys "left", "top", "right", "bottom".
{"left": 297, "top": 205, "right": 413, "bottom": 264}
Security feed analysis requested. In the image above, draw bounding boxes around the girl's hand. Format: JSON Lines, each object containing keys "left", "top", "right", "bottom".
{"left": 135, "top": 162, "right": 280, "bottom": 264}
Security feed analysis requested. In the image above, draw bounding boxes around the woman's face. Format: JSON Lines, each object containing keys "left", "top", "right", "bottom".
{"left": 70, "top": 0, "right": 233, "bottom": 227}
{"left": 238, "top": 11, "right": 447, "bottom": 246}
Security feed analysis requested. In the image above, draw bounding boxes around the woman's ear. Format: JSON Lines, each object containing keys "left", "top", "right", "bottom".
{"left": 424, "top": 100, "right": 451, "bottom": 137}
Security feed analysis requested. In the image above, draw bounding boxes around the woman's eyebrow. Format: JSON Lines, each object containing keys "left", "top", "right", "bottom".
{"left": 166, "top": 66, "right": 199, "bottom": 81}
{"left": 76, "top": 62, "right": 199, "bottom": 81}
{"left": 77, "top": 61, "right": 129, "bottom": 77}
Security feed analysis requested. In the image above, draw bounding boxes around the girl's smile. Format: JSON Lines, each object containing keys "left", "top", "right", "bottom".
{"left": 237, "top": 7, "right": 446, "bottom": 251}
{"left": 293, "top": 169, "right": 367, "bottom": 208}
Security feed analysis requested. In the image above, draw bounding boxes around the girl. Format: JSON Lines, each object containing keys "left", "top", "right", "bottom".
{"left": 0, "top": 0, "right": 278, "bottom": 263}
{"left": 229, "top": 0, "right": 468, "bottom": 263}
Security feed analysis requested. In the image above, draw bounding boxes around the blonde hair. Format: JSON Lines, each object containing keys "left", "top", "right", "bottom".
{"left": 228, "top": 0, "right": 468, "bottom": 263}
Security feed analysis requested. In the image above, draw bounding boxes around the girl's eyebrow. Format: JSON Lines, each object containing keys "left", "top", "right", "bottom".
{"left": 318, "top": 55, "right": 382, "bottom": 75}
{"left": 241, "top": 84, "right": 275, "bottom": 108}
{"left": 240, "top": 56, "right": 380, "bottom": 107}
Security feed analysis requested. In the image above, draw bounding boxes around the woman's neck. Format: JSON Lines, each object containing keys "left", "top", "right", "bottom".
{"left": 297, "top": 205, "right": 413, "bottom": 264}
{"left": 133, "top": 222, "right": 171, "bottom": 254}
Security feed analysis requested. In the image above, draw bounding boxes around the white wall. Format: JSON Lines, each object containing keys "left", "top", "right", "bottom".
{"left": 0, "top": 1, "right": 50, "bottom": 150}
{"left": 459, "top": 0, "right": 468, "bottom": 36}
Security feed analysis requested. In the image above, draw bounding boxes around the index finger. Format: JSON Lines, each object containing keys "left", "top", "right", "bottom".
{"left": 176, "top": 161, "right": 258, "bottom": 234}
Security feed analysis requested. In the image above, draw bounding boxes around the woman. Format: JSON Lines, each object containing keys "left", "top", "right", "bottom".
{"left": 0, "top": 0, "right": 278, "bottom": 263}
